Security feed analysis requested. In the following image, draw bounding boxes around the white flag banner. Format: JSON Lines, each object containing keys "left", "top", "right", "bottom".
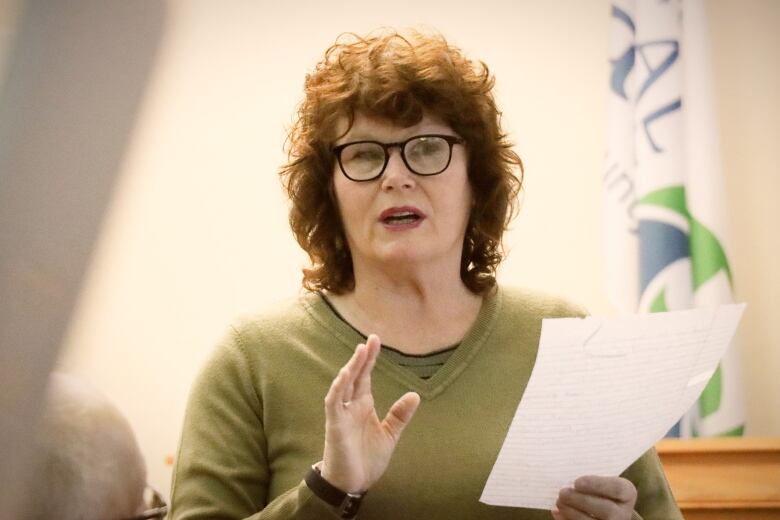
{"left": 603, "top": 0, "right": 745, "bottom": 436}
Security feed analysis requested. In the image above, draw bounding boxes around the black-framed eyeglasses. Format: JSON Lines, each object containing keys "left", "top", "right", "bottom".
{"left": 332, "top": 134, "right": 464, "bottom": 182}
{"left": 121, "top": 486, "right": 168, "bottom": 520}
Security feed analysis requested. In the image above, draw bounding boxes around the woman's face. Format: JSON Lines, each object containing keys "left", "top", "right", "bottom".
{"left": 332, "top": 112, "right": 472, "bottom": 275}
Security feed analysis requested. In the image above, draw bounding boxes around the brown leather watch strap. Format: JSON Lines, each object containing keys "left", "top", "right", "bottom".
{"left": 304, "top": 464, "right": 365, "bottom": 519}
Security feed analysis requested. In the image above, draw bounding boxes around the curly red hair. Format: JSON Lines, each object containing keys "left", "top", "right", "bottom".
{"left": 280, "top": 29, "right": 523, "bottom": 294}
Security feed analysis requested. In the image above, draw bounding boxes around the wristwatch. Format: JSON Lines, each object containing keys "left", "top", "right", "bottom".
{"left": 305, "top": 462, "right": 365, "bottom": 519}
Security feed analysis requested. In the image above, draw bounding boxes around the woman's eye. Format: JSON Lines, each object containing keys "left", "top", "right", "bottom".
{"left": 343, "top": 144, "right": 384, "bottom": 163}
{"left": 353, "top": 150, "right": 382, "bottom": 161}
{"left": 409, "top": 138, "right": 445, "bottom": 158}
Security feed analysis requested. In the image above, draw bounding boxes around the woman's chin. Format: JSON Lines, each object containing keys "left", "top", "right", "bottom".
{"left": 369, "top": 245, "right": 442, "bottom": 270}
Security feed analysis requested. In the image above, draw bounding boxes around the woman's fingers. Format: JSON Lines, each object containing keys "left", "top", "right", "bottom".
{"left": 325, "top": 343, "right": 366, "bottom": 410}
{"left": 353, "top": 335, "right": 380, "bottom": 397}
{"left": 324, "top": 334, "right": 380, "bottom": 410}
{"left": 341, "top": 342, "right": 368, "bottom": 403}
{"left": 555, "top": 501, "right": 602, "bottom": 520}
{"left": 574, "top": 476, "right": 636, "bottom": 503}
{"left": 556, "top": 477, "right": 637, "bottom": 519}
{"left": 557, "top": 488, "right": 622, "bottom": 519}
{"left": 381, "top": 391, "right": 421, "bottom": 442}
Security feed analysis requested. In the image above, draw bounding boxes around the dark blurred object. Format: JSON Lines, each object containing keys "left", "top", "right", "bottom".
{"left": 0, "top": 1, "right": 165, "bottom": 518}
{"left": 124, "top": 487, "right": 168, "bottom": 520}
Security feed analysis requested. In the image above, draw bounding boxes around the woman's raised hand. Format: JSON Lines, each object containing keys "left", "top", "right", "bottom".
{"left": 320, "top": 334, "right": 421, "bottom": 493}
{"left": 553, "top": 476, "right": 638, "bottom": 520}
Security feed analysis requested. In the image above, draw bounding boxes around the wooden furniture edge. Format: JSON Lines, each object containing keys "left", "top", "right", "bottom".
{"left": 656, "top": 437, "right": 780, "bottom": 454}
{"left": 676, "top": 501, "right": 780, "bottom": 509}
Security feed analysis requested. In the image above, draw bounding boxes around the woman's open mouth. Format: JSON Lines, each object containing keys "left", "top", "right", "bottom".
{"left": 379, "top": 207, "right": 426, "bottom": 230}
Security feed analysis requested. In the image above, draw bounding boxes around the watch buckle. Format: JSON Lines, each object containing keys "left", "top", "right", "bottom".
{"left": 338, "top": 492, "right": 362, "bottom": 518}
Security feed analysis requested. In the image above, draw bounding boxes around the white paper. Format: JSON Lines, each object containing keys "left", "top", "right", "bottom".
{"left": 480, "top": 304, "right": 746, "bottom": 509}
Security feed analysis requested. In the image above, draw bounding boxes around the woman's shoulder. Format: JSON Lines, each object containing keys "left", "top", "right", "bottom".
{"left": 497, "top": 285, "right": 589, "bottom": 319}
{"left": 227, "top": 290, "right": 322, "bottom": 340}
{"left": 196, "top": 291, "right": 324, "bottom": 381}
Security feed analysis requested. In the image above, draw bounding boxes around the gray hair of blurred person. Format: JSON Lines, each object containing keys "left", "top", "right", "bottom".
{"left": 27, "top": 373, "right": 147, "bottom": 520}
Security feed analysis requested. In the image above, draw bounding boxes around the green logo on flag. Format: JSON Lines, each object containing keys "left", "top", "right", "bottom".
{"left": 639, "top": 186, "right": 742, "bottom": 434}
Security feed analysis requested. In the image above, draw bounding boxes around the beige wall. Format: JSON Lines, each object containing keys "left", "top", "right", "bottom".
{"left": 708, "top": 0, "right": 780, "bottom": 439}
{"left": 38, "top": 0, "right": 779, "bottom": 499}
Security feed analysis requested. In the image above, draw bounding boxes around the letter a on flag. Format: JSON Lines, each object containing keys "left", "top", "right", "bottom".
{"left": 603, "top": 0, "right": 745, "bottom": 437}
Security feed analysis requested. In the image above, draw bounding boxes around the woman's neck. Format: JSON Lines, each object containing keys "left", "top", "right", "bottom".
{"left": 326, "top": 267, "right": 483, "bottom": 355}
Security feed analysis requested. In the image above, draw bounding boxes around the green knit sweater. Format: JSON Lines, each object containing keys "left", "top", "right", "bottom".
{"left": 170, "top": 286, "right": 682, "bottom": 519}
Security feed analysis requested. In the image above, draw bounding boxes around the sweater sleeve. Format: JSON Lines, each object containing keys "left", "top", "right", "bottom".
{"left": 168, "top": 327, "right": 341, "bottom": 520}
{"left": 621, "top": 448, "right": 684, "bottom": 520}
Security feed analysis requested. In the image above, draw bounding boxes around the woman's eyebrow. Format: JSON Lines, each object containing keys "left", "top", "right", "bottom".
{"left": 339, "top": 133, "right": 376, "bottom": 142}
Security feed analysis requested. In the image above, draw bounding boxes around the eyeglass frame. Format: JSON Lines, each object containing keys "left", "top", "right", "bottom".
{"left": 331, "top": 134, "right": 464, "bottom": 182}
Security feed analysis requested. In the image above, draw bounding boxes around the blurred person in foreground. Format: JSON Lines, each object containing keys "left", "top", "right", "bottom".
{"left": 28, "top": 372, "right": 166, "bottom": 520}
{"left": 170, "top": 29, "right": 682, "bottom": 520}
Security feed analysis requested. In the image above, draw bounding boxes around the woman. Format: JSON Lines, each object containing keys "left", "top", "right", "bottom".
{"left": 170, "top": 30, "right": 682, "bottom": 520}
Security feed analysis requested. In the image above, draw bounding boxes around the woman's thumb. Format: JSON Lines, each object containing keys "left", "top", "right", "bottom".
{"left": 381, "top": 392, "right": 420, "bottom": 442}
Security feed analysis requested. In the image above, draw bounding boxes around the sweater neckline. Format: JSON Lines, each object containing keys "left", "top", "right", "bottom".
{"left": 317, "top": 292, "right": 461, "bottom": 355}
{"left": 300, "top": 285, "right": 503, "bottom": 400}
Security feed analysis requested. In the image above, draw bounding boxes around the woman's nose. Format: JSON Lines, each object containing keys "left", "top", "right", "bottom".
{"left": 380, "top": 148, "right": 415, "bottom": 191}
